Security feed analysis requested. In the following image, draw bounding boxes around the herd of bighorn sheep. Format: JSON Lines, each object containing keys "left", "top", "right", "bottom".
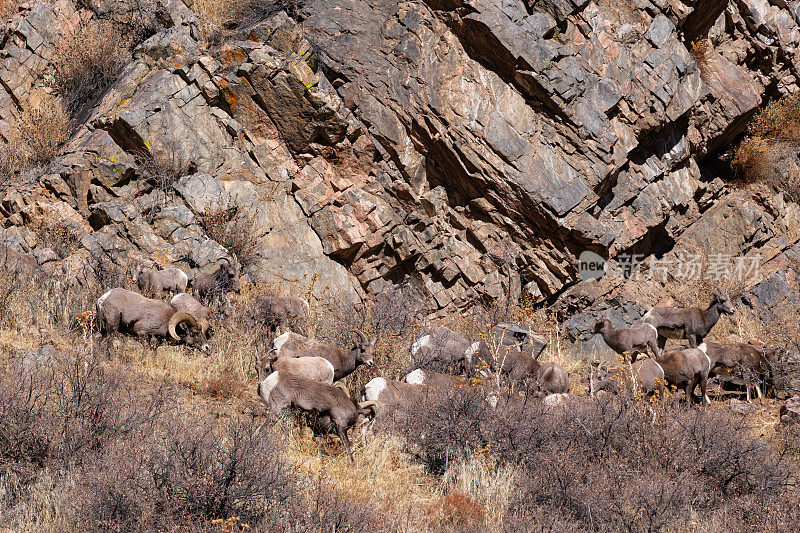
{"left": 592, "top": 291, "right": 775, "bottom": 406}
{"left": 95, "top": 259, "right": 778, "bottom": 461}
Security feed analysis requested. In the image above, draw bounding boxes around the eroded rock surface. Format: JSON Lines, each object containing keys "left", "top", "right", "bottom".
{"left": 1, "top": 0, "right": 800, "bottom": 314}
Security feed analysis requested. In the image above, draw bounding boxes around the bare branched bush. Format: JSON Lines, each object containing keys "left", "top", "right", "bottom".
{"left": 396, "top": 387, "right": 799, "bottom": 531}
{"left": 0, "top": 0, "right": 21, "bottom": 23}
{"left": 51, "top": 18, "right": 130, "bottom": 115}
{"left": 733, "top": 93, "right": 800, "bottom": 201}
{"left": 200, "top": 205, "right": 260, "bottom": 268}
{"left": 1, "top": 94, "right": 72, "bottom": 178}
{"left": 197, "top": 0, "right": 306, "bottom": 35}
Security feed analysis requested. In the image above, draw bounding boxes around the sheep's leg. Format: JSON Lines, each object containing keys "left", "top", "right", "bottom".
{"left": 685, "top": 384, "right": 693, "bottom": 406}
{"left": 687, "top": 335, "right": 698, "bottom": 349}
{"left": 630, "top": 350, "right": 638, "bottom": 364}
{"left": 701, "top": 375, "right": 710, "bottom": 409}
{"left": 336, "top": 425, "right": 354, "bottom": 462}
{"left": 648, "top": 340, "right": 661, "bottom": 359}
{"left": 755, "top": 382, "right": 763, "bottom": 399}
{"left": 658, "top": 336, "right": 667, "bottom": 351}
{"left": 746, "top": 383, "right": 752, "bottom": 403}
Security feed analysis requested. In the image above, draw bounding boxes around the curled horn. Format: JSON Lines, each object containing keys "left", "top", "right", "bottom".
{"left": 334, "top": 382, "right": 350, "bottom": 396}
{"left": 358, "top": 400, "right": 377, "bottom": 415}
{"left": 168, "top": 312, "right": 199, "bottom": 341}
{"left": 350, "top": 329, "right": 368, "bottom": 345}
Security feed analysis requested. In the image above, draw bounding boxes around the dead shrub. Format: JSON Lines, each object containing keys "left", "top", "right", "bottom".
{"left": 428, "top": 492, "right": 484, "bottom": 530}
{"left": 733, "top": 93, "right": 800, "bottom": 201}
{"left": 51, "top": 18, "right": 130, "bottom": 115}
{"left": 197, "top": 0, "right": 306, "bottom": 39}
{"left": 200, "top": 204, "right": 260, "bottom": 268}
{"left": 1, "top": 94, "right": 72, "bottom": 177}
{"left": 396, "top": 387, "right": 799, "bottom": 531}
{"left": 197, "top": 371, "right": 249, "bottom": 399}
{"left": 33, "top": 220, "right": 82, "bottom": 260}
{"left": 78, "top": 417, "right": 294, "bottom": 531}
{"left": 0, "top": 0, "right": 21, "bottom": 23}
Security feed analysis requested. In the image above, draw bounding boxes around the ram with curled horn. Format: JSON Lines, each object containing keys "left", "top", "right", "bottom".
{"left": 272, "top": 329, "right": 376, "bottom": 381}
{"left": 96, "top": 288, "right": 212, "bottom": 352}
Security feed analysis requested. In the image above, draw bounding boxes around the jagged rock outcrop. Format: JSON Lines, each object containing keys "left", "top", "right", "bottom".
{"left": 1, "top": 0, "right": 800, "bottom": 315}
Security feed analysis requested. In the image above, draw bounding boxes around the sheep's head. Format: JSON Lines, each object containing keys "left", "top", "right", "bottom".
{"left": 217, "top": 259, "right": 241, "bottom": 294}
{"left": 169, "top": 312, "right": 210, "bottom": 352}
{"left": 713, "top": 291, "right": 735, "bottom": 315}
{"left": 351, "top": 330, "right": 376, "bottom": 367}
{"left": 131, "top": 264, "right": 142, "bottom": 283}
{"left": 593, "top": 318, "right": 611, "bottom": 334}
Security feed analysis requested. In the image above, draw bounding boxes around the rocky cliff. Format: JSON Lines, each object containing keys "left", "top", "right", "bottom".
{"left": 1, "top": 0, "right": 799, "bottom": 315}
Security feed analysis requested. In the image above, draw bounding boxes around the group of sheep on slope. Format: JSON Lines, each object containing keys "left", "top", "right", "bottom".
{"left": 591, "top": 291, "right": 778, "bottom": 406}
{"left": 94, "top": 262, "right": 778, "bottom": 462}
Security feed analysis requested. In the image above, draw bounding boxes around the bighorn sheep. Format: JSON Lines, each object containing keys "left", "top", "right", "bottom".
{"left": 273, "top": 331, "right": 375, "bottom": 381}
{"left": 270, "top": 356, "right": 335, "bottom": 385}
{"left": 489, "top": 322, "right": 548, "bottom": 359}
{"left": 594, "top": 318, "right": 660, "bottom": 362}
{"left": 132, "top": 265, "right": 188, "bottom": 297}
{"left": 257, "top": 367, "right": 372, "bottom": 461}
{"left": 704, "top": 341, "right": 772, "bottom": 401}
{"left": 170, "top": 292, "right": 213, "bottom": 340}
{"left": 657, "top": 344, "right": 712, "bottom": 408}
{"left": 590, "top": 359, "right": 666, "bottom": 397}
{"left": 537, "top": 362, "right": 571, "bottom": 395}
{"left": 410, "top": 326, "right": 478, "bottom": 374}
{"left": 472, "top": 343, "right": 570, "bottom": 394}
{"left": 360, "top": 377, "right": 426, "bottom": 427}
{"left": 644, "top": 292, "right": 735, "bottom": 349}
{"left": 245, "top": 295, "right": 310, "bottom": 332}
{"left": 193, "top": 258, "right": 241, "bottom": 302}
{"left": 96, "top": 288, "right": 209, "bottom": 351}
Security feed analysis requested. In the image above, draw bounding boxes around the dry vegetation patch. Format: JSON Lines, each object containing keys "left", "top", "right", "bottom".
{"left": 733, "top": 93, "right": 800, "bottom": 201}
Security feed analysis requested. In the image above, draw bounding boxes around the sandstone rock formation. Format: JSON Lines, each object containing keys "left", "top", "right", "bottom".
{"left": 1, "top": 0, "right": 799, "bottom": 316}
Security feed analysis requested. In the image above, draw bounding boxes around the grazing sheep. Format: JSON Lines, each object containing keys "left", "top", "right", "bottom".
{"left": 273, "top": 331, "right": 375, "bottom": 381}
{"left": 270, "top": 356, "right": 335, "bottom": 385}
{"left": 704, "top": 341, "right": 772, "bottom": 401}
{"left": 360, "top": 377, "right": 428, "bottom": 428}
{"left": 96, "top": 288, "right": 209, "bottom": 351}
{"left": 410, "top": 326, "right": 476, "bottom": 373}
{"left": 193, "top": 258, "right": 241, "bottom": 302}
{"left": 657, "top": 344, "right": 712, "bottom": 408}
{"left": 132, "top": 265, "right": 188, "bottom": 297}
{"left": 594, "top": 318, "right": 660, "bottom": 362}
{"left": 257, "top": 368, "right": 372, "bottom": 461}
{"left": 246, "top": 295, "right": 310, "bottom": 332}
{"left": 170, "top": 292, "right": 213, "bottom": 340}
{"left": 537, "top": 361, "right": 570, "bottom": 395}
{"left": 644, "top": 292, "right": 735, "bottom": 349}
{"left": 590, "top": 359, "right": 666, "bottom": 397}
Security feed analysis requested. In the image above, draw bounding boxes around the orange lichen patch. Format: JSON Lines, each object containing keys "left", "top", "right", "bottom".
{"left": 220, "top": 49, "right": 247, "bottom": 65}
